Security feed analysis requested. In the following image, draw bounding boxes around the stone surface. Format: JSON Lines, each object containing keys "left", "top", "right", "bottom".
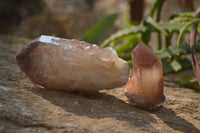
{"left": 0, "top": 35, "right": 200, "bottom": 133}
{"left": 125, "top": 42, "right": 165, "bottom": 110}
{"left": 15, "top": 35, "right": 129, "bottom": 92}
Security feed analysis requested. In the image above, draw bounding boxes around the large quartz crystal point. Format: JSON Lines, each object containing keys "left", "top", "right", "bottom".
{"left": 16, "top": 35, "right": 129, "bottom": 92}
{"left": 125, "top": 41, "right": 165, "bottom": 110}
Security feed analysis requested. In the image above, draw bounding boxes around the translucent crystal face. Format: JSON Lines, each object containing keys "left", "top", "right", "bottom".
{"left": 125, "top": 42, "right": 165, "bottom": 110}
{"left": 138, "top": 61, "right": 163, "bottom": 102}
{"left": 16, "top": 35, "right": 129, "bottom": 92}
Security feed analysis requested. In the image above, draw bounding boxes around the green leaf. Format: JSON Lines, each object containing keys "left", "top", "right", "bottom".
{"left": 119, "top": 54, "right": 132, "bottom": 61}
{"left": 169, "top": 12, "right": 194, "bottom": 23}
{"left": 177, "top": 18, "right": 200, "bottom": 47}
{"left": 157, "top": 23, "right": 189, "bottom": 33}
{"left": 175, "top": 75, "right": 200, "bottom": 90}
{"left": 156, "top": 43, "right": 200, "bottom": 61}
{"left": 101, "top": 24, "right": 147, "bottom": 48}
{"left": 116, "top": 34, "right": 140, "bottom": 54}
{"left": 121, "top": 43, "right": 200, "bottom": 74}
{"left": 101, "top": 22, "right": 189, "bottom": 48}
{"left": 162, "top": 58, "right": 192, "bottom": 74}
{"left": 145, "top": 16, "right": 168, "bottom": 35}
{"left": 127, "top": 60, "right": 133, "bottom": 68}
{"left": 125, "top": 57, "right": 192, "bottom": 74}
{"left": 80, "top": 13, "right": 119, "bottom": 44}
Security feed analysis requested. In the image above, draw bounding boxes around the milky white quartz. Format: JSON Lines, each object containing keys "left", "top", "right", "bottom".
{"left": 125, "top": 42, "right": 165, "bottom": 110}
{"left": 16, "top": 35, "right": 129, "bottom": 92}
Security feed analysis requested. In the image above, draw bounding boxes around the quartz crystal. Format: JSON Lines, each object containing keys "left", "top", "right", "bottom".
{"left": 125, "top": 42, "right": 165, "bottom": 110}
{"left": 16, "top": 35, "right": 129, "bottom": 92}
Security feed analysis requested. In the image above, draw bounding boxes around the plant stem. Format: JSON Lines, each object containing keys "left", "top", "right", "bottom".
{"left": 156, "top": 0, "right": 165, "bottom": 22}
{"left": 158, "top": 32, "right": 162, "bottom": 49}
{"left": 177, "top": 18, "right": 200, "bottom": 47}
{"left": 165, "top": 32, "right": 172, "bottom": 48}
{"left": 149, "top": 0, "right": 165, "bottom": 18}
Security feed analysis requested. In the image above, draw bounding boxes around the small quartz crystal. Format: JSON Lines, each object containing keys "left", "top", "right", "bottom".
{"left": 125, "top": 42, "right": 165, "bottom": 110}
{"left": 16, "top": 35, "right": 129, "bottom": 92}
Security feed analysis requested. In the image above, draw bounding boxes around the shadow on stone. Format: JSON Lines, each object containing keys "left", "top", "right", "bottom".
{"left": 30, "top": 87, "right": 156, "bottom": 128}
{"left": 153, "top": 107, "right": 200, "bottom": 133}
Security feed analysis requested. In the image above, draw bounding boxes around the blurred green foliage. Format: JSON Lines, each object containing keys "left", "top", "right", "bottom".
{"left": 81, "top": 14, "right": 119, "bottom": 44}
{"left": 175, "top": 75, "right": 200, "bottom": 90}
{"left": 81, "top": 0, "right": 200, "bottom": 89}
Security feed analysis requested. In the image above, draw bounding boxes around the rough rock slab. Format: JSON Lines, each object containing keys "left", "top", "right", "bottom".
{"left": 0, "top": 35, "right": 200, "bottom": 133}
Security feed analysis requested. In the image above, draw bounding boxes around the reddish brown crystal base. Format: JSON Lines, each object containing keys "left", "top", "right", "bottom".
{"left": 125, "top": 91, "right": 165, "bottom": 110}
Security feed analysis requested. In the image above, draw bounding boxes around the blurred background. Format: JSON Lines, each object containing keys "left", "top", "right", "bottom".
{"left": 0, "top": 0, "right": 199, "bottom": 40}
